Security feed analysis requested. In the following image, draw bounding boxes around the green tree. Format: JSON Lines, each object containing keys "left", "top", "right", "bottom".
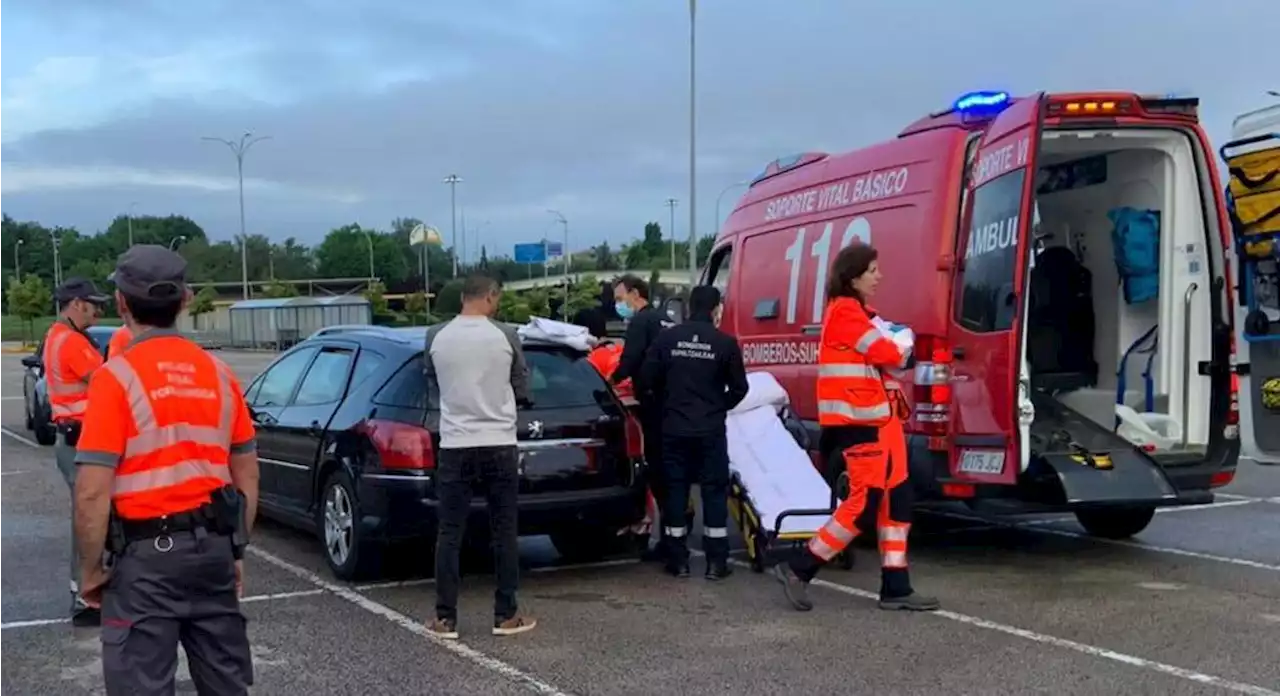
{"left": 648, "top": 269, "right": 662, "bottom": 298}
{"left": 564, "top": 274, "right": 602, "bottom": 317}
{"left": 497, "top": 291, "right": 532, "bottom": 323}
{"left": 261, "top": 279, "right": 298, "bottom": 298}
{"left": 364, "top": 280, "right": 390, "bottom": 320}
{"left": 404, "top": 291, "right": 428, "bottom": 325}
{"left": 188, "top": 286, "right": 218, "bottom": 330}
{"left": 7, "top": 275, "right": 53, "bottom": 344}
{"left": 641, "top": 221, "right": 664, "bottom": 259}
{"left": 696, "top": 234, "right": 716, "bottom": 267}
{"left": 623, "top": 243, "right": 649, "bottom": 270}
{"left": 434, "top": 280, "right": 464, "bottom": 316}
{"left": 524, "top": 288, "right": 551, "bottom": 318}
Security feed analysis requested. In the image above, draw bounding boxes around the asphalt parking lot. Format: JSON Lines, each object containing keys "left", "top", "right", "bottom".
{"left": 2, "top": 350, "right": 1278, "bottom": 695}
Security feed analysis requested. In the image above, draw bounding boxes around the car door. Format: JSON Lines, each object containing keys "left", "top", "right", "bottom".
{"left": 273, "top": 342, "right": 366, "bottom": 509}
{"left": 245, "top": 346, "right": 320, "bottom": 506}
{"left": 946, "top": 94, "right": 1046, "bottom": 485}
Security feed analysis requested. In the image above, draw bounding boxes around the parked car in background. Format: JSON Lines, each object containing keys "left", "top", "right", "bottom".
{"left": 248, "top": 325, "right": 648, "bottom": 580}
{"left": 22, "top": 325, "right": 120, "bottom": 446}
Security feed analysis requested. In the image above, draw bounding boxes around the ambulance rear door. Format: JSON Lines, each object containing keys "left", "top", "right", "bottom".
{"left": 946, "top": 93, "right": 1046, "bottom": 485}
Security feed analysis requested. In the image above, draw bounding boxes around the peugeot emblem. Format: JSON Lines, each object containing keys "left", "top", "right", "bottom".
{"left": 527, "top": 420, "right": 544, "bottom": 439}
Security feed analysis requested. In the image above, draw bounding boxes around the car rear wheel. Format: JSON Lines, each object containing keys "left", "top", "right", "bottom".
{"left": 318, "top": 471, "right": 378, "bottom": 581}
{"left": 1074, "top": 506, "right": 1156, "bottom": 539}
{"left": 549, "top": 525, "right": 629, "bottom": 562}
{"left": 32, "top": 403, "right": 57, "bottom": 446}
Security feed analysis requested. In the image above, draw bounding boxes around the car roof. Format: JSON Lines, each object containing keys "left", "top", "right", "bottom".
{"left": 303, "top": 324, "right": 579, "bottom": 350}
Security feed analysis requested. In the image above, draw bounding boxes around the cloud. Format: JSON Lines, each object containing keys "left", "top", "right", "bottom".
{"left": 2, "top": 0, "right": 1277, "bottom": 255}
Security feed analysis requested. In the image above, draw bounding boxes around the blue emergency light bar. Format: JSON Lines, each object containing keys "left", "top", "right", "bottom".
{"left": 954, "top": 90, "right": 1011, "bottom": 112}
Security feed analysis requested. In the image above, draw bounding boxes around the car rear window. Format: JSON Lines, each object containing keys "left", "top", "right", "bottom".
{"left": 372, "top": 349, "right": 609, "bottom": 411}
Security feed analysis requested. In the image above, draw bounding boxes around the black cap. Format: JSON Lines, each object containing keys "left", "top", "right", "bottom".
{"left": 54, "top": 278, "right": 110, "bottom": 305}
{"left": 110, "top": 244, "right": 188, "bottom": 301}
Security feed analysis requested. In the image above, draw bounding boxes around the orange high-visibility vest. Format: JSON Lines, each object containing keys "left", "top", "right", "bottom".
{"left": 75, "top": 332, "right": 255, "bottom": 520}
{"left": 106, "top": 326, "right": 133, "bottom": 359}
{"left": 816, "top": 297, "right": 910, "bottom": 428}
{"left": 587, "top": 342, "right": 633, "bottom": 399}
{"left": 42, "top": 321, "right": 104, "bottom": 423}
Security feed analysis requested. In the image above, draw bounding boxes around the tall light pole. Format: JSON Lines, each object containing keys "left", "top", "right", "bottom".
{"left": 363, "top": 230, "right": 376, "bottom": 281}
{"left": 548, "top": 210, "right": 570, "bottom": 319}
{"left": 14, "top": 239, "right": 25, "bottom": 280}
{"left": 50, "top": 230, "right": 62, "bottom": 287}
{"left": 126, "top": 201, "right": 138, "bottom": 247}
{"left": 665, "top": 198, "right": 679, "bottom": 270}
{"left": 714, "top": 181, "right": 749, "bottom": 235}
{"left": 203, "top": 132, "right": 271, "bottom": 299}
{"left": 687, "top": 0, "right": 698, "bottom": 283}
{"left": 443, "top": 174, "right": 462, "bottom": 278}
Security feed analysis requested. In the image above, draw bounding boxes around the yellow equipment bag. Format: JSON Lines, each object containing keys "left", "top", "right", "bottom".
{"left": 1229, "top": 146, "right": 1280, "bottom": 237}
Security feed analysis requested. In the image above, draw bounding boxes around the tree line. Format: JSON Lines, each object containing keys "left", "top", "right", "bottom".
{"left": 2, "top": 213, "right": 716, "bottom": 334}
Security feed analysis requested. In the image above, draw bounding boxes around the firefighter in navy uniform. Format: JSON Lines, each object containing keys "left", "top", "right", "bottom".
{"left": 73, "top": 245, "right": 260, "bottom": 695}
{"left": 610, "top": 274, "right": 685, "bottom": 561}
{"left": 639, "top": 285, "right": 749, "bottom": 579}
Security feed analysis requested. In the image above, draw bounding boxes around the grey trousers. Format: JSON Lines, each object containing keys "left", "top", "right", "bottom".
{"left": 54, "top": 434, "right": 79, "bottom": 594}
{"left": 102, "top": 530, "right": 253, "bottom": 695}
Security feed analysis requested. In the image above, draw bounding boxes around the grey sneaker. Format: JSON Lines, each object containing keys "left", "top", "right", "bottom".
{"left": 878, "top": 593, "right": 941, "bottom": 612}
{"left": 428, "top": 618, "right": 459, "bottom": 640}
{"left": 493, "top": 615, "right": 537, "bottom": 636}
{"left": 772, "top": 564, "right": 813, "bottom": 611}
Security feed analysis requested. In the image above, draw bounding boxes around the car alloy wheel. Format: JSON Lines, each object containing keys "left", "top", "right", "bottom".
{"left": 323, "top": 482, "right": 355, "bottom": 567}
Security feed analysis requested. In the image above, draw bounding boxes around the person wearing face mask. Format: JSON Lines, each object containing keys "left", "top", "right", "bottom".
{"left": 773, "top": 243, "right": 940, "bottom": 613}
{"left": 41, "top": 277, "right": 111, "bottom": 626}
{"left": 638, "top": 285, "right": 748, "bottom": 579}
{"left": 422, "top": 274, "right": 537, "bottom": 640}
{"left": 610, "top": 275, "right": 681, "bottom": 561}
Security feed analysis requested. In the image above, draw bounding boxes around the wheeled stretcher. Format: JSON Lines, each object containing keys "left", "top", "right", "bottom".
{"left": 726, "top": 372, "right": 851, "bottom": 572}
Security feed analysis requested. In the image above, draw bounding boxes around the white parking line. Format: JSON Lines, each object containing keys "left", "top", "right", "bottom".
{"left": 1, "top": 396, "right": 25, "bottom": 401}
{"left": 0, "top": 589, "right": 325, "bottom": 630}
{"left": 352, "top": 557, "right": 641, "bottom": 592}
{"left": 249, "top": 546, "right": 576, "bottom": 696}
{"left": 1, "top": 428, "right": 40, "bottom": 448}
{"left": 743, "top": 558, "right": 1280, "bottom": 696}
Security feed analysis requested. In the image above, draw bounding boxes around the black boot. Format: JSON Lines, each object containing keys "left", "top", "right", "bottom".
{"left": 878, "top": 568, "right": 939, "bottom": 611}
{"left": 703, "top": 536, "right": 732, "bottom": 581}
{"left": 664, "top": 535, "right": 691, "bottom": 578}
{"left": 70, "top": 594, "right": 100, "bottom": 628}
{"left": 774, "top": 548, "right": 821, "bottom": 611}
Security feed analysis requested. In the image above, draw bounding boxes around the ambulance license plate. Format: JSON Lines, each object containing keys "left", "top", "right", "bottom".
{"left": 958, "top": 450, "right": 1005, "bottom": 475}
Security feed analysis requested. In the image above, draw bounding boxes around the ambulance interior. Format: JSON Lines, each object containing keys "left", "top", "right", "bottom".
{"left": 1023, "top": 128, "right": 1215, "bottom": 455}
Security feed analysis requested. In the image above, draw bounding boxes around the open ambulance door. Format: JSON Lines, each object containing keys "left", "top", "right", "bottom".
{"left": 945, "top": 93, "right": 1046, "bottom": 487}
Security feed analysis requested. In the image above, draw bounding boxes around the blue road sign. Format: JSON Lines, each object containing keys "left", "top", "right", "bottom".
{"left": 514, "top": 243, "right": 547, "bottom": 264}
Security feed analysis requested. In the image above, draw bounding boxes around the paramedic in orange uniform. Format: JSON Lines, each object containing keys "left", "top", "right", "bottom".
{"left": 774, "top": 243, "right": 940, "bottom": 612}
{"left": 73, "top": 245, "right": 259, "bottom": 695}
{"left": 43, "top": 277, "right": 111, "bottom": 626}
{"left": 106, "top": 324, "right": 132, "bottom": 359}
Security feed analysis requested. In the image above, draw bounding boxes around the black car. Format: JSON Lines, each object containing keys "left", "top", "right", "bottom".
{"left": 22, "top": 325, "right": 120, "bottom": 446}
{"left": 246, "top": 325, "right": 648, "bottom": 580}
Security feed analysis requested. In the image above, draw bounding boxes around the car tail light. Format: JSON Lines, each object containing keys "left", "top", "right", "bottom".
{"left": 1210, "top": 469, "right": 1236, "bottom": 488}
{"left": 1225, "top": 334, "right": 1240, "bottom": 439}
{"left": 912, "top": 334, "right": 952, "bottom": 444}
{"left": 359, "top": 419, "right": 435, "bottom": 470}
{"left": 623, "top": 413, "right": 645, "bottom": 460}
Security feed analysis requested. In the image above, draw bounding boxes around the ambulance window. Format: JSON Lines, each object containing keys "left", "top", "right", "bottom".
{"left": 955, "top": 169, "right": 1026, "bottom": 333}
{"left": 706, "top": 247, "right": 733, "bottom": 299}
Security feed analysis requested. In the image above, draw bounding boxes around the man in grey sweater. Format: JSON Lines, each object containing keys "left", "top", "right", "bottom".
{"left": 423, "top": 274, "right": 537, "bottom": 640}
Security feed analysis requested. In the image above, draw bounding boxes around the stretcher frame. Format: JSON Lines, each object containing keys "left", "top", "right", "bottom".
{"left": 728, "top": 470, "right": 853, "bottom": 573}
{"left": 1222, "top": 133, "right": 1280, "bottom": 343}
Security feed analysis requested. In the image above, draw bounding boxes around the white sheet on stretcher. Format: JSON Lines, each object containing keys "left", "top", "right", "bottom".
{"left": 726, "top": 372, "right": 832, "bottom": 536}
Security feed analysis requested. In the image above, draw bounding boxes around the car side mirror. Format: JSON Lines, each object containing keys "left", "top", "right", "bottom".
{"left": 21, "top": 355, "right": 42, "bottom": 369}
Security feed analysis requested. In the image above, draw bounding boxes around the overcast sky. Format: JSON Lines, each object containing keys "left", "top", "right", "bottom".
{"left": 2, "top": 0, "right": 1276, "bottom": 260}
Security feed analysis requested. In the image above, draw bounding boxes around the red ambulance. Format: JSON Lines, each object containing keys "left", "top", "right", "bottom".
{"left": 677, "top": 91, "right": 1241, "bottom": 539}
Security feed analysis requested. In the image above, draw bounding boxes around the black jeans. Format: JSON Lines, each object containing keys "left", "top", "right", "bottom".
{"left": 435, "top": 446, "right": 520, "bottom": 624}
{"left": 662, "top": 429, "right": 731, "bottom": 563}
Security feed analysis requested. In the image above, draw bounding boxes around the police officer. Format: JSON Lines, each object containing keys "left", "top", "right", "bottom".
{"left": 73, "top": 245, "right": 259, "bottom": 695}
{"left": 639, "top": 285, "right": 748, "bottom": 579}
{"left": 43, "top": 277, "right": 111, "bottom": 626}
{"left": 610, "top": 274, "right": 682, "bottom": 561}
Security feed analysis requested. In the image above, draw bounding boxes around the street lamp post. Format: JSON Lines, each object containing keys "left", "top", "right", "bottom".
{"left": 687, "top": 0, "right": 698, "bottom": 283}
{"left": 50, "top": 230, "right": 62, "bottom": 287}
{"left": 202, "top": 132, "right": 271, "bottom": 299}
{"left": 548, "top": 210, "right": 570, "bottom": 319}
{"left": 665, "top": 198, "right": 679, "bottom": 270}
{"left": 363, "top": 231, "right": 376, "bottom": 281}
{"left": 714, "top": 181, "right": 749, "bottom": 235}
{"left": 14, "top": 239, "right": 25, "bottom": 280}
{"left": 443, "top": 174, "right": 462, "bottom": 278}
{"left": 126, "top": 202, "right": 138, "bottom": 247}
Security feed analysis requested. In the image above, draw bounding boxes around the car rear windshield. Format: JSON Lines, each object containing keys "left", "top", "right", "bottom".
{"left": 372, "top": 348, "right": 609, "bottom": 411}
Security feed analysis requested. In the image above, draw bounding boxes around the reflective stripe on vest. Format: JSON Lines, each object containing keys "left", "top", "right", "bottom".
{"left": 45, "top": 325, "right": 92, "bottom": 421}
{"left": 103, "top": 353, "right": 236, "bottom": 508}
{"left": 818, "top": 364, "right": 882, "bottom": 380}
{"left": 818, "top": 399, "right": 892, "bottom": 422}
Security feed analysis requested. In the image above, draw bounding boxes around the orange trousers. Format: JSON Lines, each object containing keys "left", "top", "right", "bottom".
{"left": 807, "top": 416, "right": 912, "bottom": 569}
